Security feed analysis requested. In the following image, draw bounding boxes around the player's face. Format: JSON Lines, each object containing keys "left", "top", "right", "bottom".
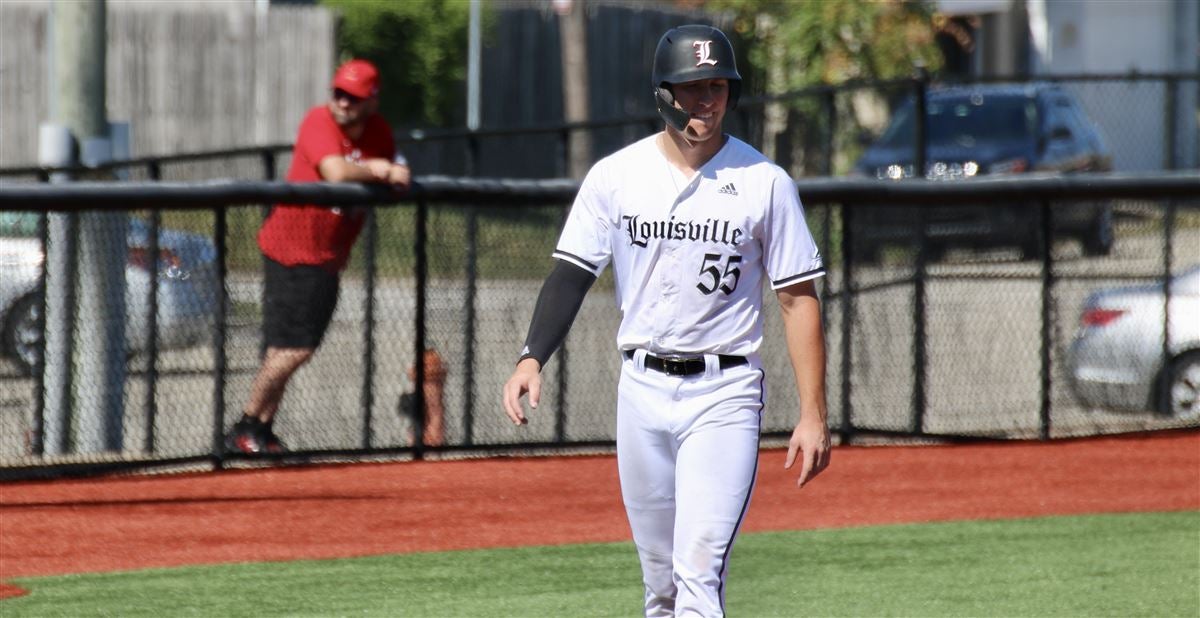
{"left": 670, "top": 78, "right": 729, "bottom": 141}
{"left": 329, "top": 88, "right": 376, "bottom": 127}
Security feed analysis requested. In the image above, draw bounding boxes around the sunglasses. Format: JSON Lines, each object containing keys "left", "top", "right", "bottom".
{"left": 332, "top": 88, "right": 366, "bottom": 104}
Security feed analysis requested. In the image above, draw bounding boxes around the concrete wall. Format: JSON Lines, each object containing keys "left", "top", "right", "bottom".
{"left": 0, "top": 1, "right": 335, "bottom": 168}
{"left": 1029, "top": 0, "right": 1198, "bottom": 171}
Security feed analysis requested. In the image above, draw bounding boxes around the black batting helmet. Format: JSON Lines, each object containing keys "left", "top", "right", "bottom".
{"left": 652, "top": 25, "right": 742, "bottom": 132}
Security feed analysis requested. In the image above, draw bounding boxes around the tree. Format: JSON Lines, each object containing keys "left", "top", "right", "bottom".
{"left": 321, "top": 0, "right": 482, "bottom": 128}
{"left": 705, "top": 0, "right": 943, "bottom": 92}
{"left": 700, "top": 0, "right": 944, "bottom": 175}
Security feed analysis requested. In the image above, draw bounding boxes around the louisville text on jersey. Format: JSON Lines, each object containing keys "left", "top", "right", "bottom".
{"left": 622, "top": 214, "right": 744, "bottom": 249}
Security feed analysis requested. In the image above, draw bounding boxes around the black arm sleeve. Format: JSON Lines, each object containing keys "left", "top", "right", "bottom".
{"left": 519, "top": 260, "right": 597, "bottom": 368}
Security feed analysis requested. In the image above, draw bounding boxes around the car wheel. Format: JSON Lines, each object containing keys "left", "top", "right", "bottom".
{"left": 1160, "top": 352, "right": 1200, "bottom": 420}
{"left": 1, "top": 294, "right": 41, "bottom": 376}
{"left": 1082, "top": 205, "right": 1114, "bottom": 257}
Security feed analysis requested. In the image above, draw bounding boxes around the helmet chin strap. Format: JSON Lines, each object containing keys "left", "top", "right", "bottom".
{"left": 655, "top": 86, "right": 691, "bottom": 133}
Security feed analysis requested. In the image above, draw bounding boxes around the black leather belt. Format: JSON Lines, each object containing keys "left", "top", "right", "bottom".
{"left": 624, "top": 350, "right": 748, "bottom": 376}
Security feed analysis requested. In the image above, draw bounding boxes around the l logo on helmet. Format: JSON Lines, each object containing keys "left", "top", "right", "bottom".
{"left": 693, "top": 41, "right": 718, "bottom": 66}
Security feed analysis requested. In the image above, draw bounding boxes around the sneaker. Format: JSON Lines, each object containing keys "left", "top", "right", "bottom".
{"left": 260, "top": 426, "right": 288, "bottom": 454}
{"left": 224, "top": 419, "right": 265, "bottom": 455}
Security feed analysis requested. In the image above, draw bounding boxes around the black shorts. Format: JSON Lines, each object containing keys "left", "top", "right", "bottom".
{"left": 262, "top": 257, "right": 340, "bottom": 349}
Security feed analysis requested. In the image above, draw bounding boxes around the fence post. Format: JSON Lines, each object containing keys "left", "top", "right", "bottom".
{"left": 554, "top": 131, "right": 571, "bottom": 441}
{"left": 260, "top": 149, "right": 276, "bottom": 181}
{"left": 1164, "top": 76, "right": 1178, "bottom": 170}
{"left": 557, "top": 128, "right": 570, "bottom": 178}
{"left": 1038, "top": 200, "right": 1054, "bottom": 440}
{"left": 31, "top": 208, "right": 49, "bottom": 457}
{"left": 210, "top": 206, "right": 229, "bottom": 466}
{"left": 463, "top": 208, "right": 478, "bottom": 446}
{"left": 911, "top": 67, "right": 930, "bottom": 435}
{"left": 840, "top": 203, "right": 855, "bottom": 440}
{"left": 1160, "top": 76, "right": 1178, "bottom": 414}
{"left": 1159, "top": 201, "right": 1176, "bottom": 414}
{"left": 259, "top": 150, "right": 275, "bottom": 362}
{"left": 913, "top": 67, "right": 928, "bottom": 179}
{"left": 466, "top": 134, "right": 480, "bottom": 177}
{"left": 144, "top": 161, "right": 162, "bottom": 454}
{"left": 412, "top": 198, "right": 429, "bottom": 458}
{"left": 820, "top": 89, "right": 836, "bottom": 313}
{"left": 361, "top": 208, "right": 378, "bottom": 449}
{"left": 463, "top": 137, "right": 480, "bottom": 446}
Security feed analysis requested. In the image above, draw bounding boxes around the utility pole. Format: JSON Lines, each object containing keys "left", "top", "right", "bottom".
{"left": 467, "top": 0, "right": 482, "bottom": 132}
{"left": 45, "top": 0, "right": 126, "bottom": 454}
{"left": 556, "top": 0, "right": 592, "bottom": 179}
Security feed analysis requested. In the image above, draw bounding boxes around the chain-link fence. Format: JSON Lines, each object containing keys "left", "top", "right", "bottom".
{"left": 2, "top": 71, "right": 1197, "bottom": 477}
{"left": 1, "top": 175, "right": 1197, "bottom": 479}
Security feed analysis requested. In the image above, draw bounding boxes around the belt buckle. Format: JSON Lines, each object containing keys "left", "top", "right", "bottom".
{"left": 661, "top": 358, "right": 689, "bottom": 375}
{"left": 658, "top": 354, "right": 699, "bottom": 376}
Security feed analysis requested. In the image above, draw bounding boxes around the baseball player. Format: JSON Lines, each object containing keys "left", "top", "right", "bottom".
{"left": 502, "top": 24, "right": 831, "bottom": 617}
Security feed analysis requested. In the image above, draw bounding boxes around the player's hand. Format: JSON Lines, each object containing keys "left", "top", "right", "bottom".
{"left": 387, "top": 163, "right": 411, "bottom": 189}
{"left": 784, "top": 412, "right": 831, "bottom": 488}
{"left": 502, "top": 358, "right": 542, "bottom": 426}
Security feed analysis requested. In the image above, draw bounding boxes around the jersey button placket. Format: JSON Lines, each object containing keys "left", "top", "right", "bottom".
{"left": 651, "top": 238, "right": 677, "bottom": 346}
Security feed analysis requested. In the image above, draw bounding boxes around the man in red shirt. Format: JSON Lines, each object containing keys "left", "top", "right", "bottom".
{"left": 225, "top": 59, "right": 410, "bottom": 455}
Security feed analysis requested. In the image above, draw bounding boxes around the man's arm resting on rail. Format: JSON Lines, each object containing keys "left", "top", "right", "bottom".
{"left": 318, "top": 155, "right": 408, "bottom": 184}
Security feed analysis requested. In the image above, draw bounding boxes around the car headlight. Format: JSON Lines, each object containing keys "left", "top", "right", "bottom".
{"left": 873, "top": 164, "right": 913, "bottom": 180}
{"left": 989, "top": 157, "right": 1029, "bottom": 174}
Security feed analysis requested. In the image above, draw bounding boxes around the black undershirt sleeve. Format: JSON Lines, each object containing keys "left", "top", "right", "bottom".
{"left": 519, "top": 260, "right": 597, "bottom": 369}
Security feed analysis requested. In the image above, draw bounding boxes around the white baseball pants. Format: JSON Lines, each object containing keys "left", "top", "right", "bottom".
{"left": 617, "top": 351, "right": 764, "bottom": 617}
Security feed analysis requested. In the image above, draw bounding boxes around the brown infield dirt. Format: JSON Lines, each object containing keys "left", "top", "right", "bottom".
{"left": 1, "top": 430, "right": 1197, "bottom": 600}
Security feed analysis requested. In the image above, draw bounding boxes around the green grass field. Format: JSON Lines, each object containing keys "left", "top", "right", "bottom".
{"left": 6, "top": 511, "right": 1197, "bottom": 617}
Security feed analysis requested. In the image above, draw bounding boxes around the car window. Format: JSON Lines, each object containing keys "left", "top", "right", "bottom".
{"left": 0, "top": 212, "right": 39, "bottom": 238}
{"left": 1062, "top": 99, "right": 1105, "bottom": 150}
{"left": 878, "top": 95, "right": 1038, "bottom": 148}
{"left": 1042, "top": 97, "right": 1076, "bottom": 137}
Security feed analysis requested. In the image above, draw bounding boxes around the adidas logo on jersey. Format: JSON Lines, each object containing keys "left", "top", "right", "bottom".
{"left": 717, "top": 183, "right": 738, "bottom": 196}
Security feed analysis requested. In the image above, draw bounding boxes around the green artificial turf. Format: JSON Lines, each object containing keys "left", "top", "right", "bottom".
{"left": 6, "top": 511, "right": 1197, "bottom": 617}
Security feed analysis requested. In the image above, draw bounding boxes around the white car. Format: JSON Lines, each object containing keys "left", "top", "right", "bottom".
{"left": 0, "top": 212, "right": 220, "bottom": 375}
{"left": 1066, "top": 265, "right": 1200, "bottom": 420}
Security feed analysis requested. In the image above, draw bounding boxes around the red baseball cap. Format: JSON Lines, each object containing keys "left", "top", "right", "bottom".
{"left": 332, "top": 59, "right": 380, "bottom": 99}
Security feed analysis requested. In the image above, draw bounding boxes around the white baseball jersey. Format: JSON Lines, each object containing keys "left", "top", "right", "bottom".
{"left": 553, "top": 133, "right": 825, "bottom": 357}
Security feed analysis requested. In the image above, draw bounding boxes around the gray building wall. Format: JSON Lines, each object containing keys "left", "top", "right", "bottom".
{"left": 938, "top": 0, "right": 1198, "bottom": 171}
{"left": 1029, "top": 0, "right": 1198, "bottom": 171}
{"left": 0, "top": 0, "right": 335, "bottom": 168}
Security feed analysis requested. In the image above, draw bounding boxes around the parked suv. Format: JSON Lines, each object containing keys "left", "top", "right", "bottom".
{"left": 852, "top": 83, "right": 1115, "bottom": 261}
